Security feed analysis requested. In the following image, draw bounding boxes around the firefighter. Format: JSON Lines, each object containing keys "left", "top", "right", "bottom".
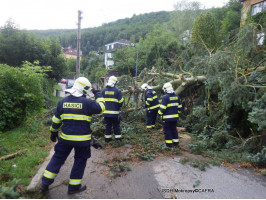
{"left": 41, "top": 77, "right": 105, "bottom": 194}
{"left": 158, "top": 82, "right": 182, "bottom": 147}
{"left": 141, "top": 83, "right": 159, "bottom": 129}
{"left": 102, "top": 76, "right": 124, "bottom": 142}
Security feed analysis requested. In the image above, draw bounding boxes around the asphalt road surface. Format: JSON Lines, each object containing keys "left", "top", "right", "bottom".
{"left": 27, "top": 146, "right": 266, "bottom": 199}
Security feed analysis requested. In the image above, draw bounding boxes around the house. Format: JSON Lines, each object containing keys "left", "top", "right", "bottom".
{"left": 239, "top": 0, "right": 265, "bottom": 45}
{"left": 104, "top": 39, "right": 130, "bottom": 69}
{"left": 62, "top": 47, "right": 82, "bottom": 59}
{"left": 239, "top": 0, "right": 265, "bottom": 24}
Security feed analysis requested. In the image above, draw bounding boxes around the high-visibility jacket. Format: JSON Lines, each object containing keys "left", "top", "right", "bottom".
{"left": 50, "top": 94, "right": 105, "bottom": 143}
{"left": 145, "top": 89, "right": 159, "bottom": 110}
{"left": 102, "top": 86, "right": 124, "bottom": 117}
{"left": 158, "top": 93, "right": 182, "bottom": 122}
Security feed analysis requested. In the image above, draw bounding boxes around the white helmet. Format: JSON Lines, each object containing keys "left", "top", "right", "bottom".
{"left": 107, "top": 76, "right": 117, "bottom": 87}
{"left": 163, "top": 82, "right": 174, "bottom": 93}
{"left": 65, "top": 77, "right": 92, "bottom": 97}
{"left": 141, "top": 83, "right": 148, "bottom": 91}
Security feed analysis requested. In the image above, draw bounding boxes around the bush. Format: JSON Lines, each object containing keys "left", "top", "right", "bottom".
{"left": 0, "top": 62, "right": 50, "bottom": 131}
{"left": 0, "top": 179, "right": 20, "bottom": 199}
{"left": 180, "top": 106, "right": 208, "bottom": 135}
{"left": 248, "top": 146, "right": 266, "bottom": 164}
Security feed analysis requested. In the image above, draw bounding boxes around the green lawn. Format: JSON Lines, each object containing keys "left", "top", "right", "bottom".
{"left": 0, "top": 124, "right": 51, "bottom": 187}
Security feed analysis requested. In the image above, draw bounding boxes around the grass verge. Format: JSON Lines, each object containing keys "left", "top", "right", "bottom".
{"left": 0, "top": 120, "right": 52, "bottom": 197}
{"left": 0, "top": 94, "right": 61, "bottom": 198}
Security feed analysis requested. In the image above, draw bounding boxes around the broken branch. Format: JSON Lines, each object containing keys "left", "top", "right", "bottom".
{"left": 0, "top": 149, "right": 27, "bottom": 161}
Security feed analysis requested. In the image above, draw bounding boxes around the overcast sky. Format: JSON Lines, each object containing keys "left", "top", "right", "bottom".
{"left": 0, "top": 0, "right": 229, "bottom": 30}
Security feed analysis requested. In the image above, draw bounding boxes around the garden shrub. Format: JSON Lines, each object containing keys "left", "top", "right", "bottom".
{"left": 0, "top": 62, "right": 50, "bottom": 131}
{"left": 248, "top": 146, "right": 266, "bottom": 164}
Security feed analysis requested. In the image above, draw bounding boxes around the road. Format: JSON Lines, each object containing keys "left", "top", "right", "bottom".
{"left": 27, "top": 144, "right": 266, "bottom": 199}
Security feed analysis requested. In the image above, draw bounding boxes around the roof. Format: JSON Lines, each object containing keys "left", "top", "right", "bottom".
{"left": 105, "top": 39, "right": 130, "bottom": 46}
{"left": 62, "top": 47, "right": 77, "bottom": 56}
{"left": 107, "top": 71, "right": 119, "bottom": 77}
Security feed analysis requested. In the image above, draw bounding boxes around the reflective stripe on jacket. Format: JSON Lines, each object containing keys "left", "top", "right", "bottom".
{"left": 158, "top": 93, "right": 182, "bottom": 122}
{"left": 102, "top": 86, "right": 123, "bottom": 117}
{"left": 145, "top": 89, "right": 159, "bottom": 110}
{"left": 50, "top": 94, "right": 105, "bottom": 142}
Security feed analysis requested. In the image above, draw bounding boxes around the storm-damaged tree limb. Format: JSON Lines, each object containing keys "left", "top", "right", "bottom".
{"left": 148, "top": 73, "right": 206, "bottom": 94}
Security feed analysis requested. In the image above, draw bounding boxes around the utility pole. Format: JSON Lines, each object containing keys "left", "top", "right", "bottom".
{"left": 76, "top": 10, "right": 82, "bottom": 78}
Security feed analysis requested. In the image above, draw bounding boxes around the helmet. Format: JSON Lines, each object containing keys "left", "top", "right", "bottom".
{"left": 141, "top": 83, "right": 148, "bottom": 91}
{"left": 163, "top": 82, "right": 174, "bottom": 93}
{"left": 107, "top": 76, "right": 117, "bottom": 87}
{"left": 65, "top": 77, "right": 92, "bottom": 97}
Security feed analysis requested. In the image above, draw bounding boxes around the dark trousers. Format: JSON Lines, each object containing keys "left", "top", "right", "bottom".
{"left": 42, "top": 140, "right": 91, "bottom": 190}
{"left": 104, "top": 117, "right": 122, "bottom": 140}
{"left": 146, "top": 109, "right": 158, "bottom": 128}
{"left": 163, "top": 121, "right": 179, "bottom": 147}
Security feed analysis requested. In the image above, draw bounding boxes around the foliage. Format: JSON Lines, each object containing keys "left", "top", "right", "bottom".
{"left": 66, "top": 58, "right": 76, "bottom": 73}
{"left": 248, "top": 91, "right": 266, "bottom": 131}
{"left": 87, "top": 67, "right": 108, "bottom": 83}
{"left": 31, "top": 11, "right": 171, "bottom": 55}
{"left": 0, "top": 62, "right": 49, "bottom": 131}
{"left": 220, "top": 4, "right": 241, "bottom": 38}
{"left": 248, "top": 146, "right": 266, "bottom": 164}
{"left": 0, "top": 179, "right": 20, "bottom": 199}
{"left": 169, "top": 0, "right": 201, "bottom": 44}
{"left": 191, "top": 12, "right": 219, "bottom": 51}
{"left": 0, "top": 20, "right": 68, "bottom": 81}
{"left": 180, "top": 106, "right": 208, "bottom": 135}
{"left": 113, "top": 25, "right": 182, "bottom": 76}
{"left": 0, "top": 109, "right": 54, "bottom": 198}
{"left": 177, "top": 22, "right": 265, "bottom": 158}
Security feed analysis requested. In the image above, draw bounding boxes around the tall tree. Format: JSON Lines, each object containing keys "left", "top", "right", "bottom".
{"left": 170, "top": 0, "right": 201, "bottom": 44}
{"left": 220, "top": 0, "right": 242, "bottom": 38}
{"left": 191, "top": 12, "right": 219, "bottom": 53}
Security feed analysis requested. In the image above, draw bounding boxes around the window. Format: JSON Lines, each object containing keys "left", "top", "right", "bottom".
{"left": 257, "top": 32, "right": 265, "bottom": 46}
{"left": 107, "top": 53, "right": 112, "bottom": 58}
{"left": 251, "top": 1, "right": 266, "bottom": 16}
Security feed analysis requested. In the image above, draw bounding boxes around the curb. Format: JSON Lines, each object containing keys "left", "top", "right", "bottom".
{"left": 27, "top": 147, "right": 55, "bottom": 190}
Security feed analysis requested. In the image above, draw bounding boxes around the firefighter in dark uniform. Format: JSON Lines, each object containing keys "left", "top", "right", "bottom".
{"left": 141, "top": 83, "right": 159, "bottom": 129}
{"left": 102, "top": 76, "right": 124, "bottom": 142}
{"left": 41, "top": 77, "right": 105, "bottom": 194}
{"left": 158, "top": 82, "right": 182, "bottom": 147}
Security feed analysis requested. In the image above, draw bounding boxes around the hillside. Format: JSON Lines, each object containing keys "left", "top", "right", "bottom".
{"left": 31, "top": 11, "right": 172, "bottom": 54}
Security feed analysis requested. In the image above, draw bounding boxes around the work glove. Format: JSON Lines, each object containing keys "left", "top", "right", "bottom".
{"left": 94, "top": 91, "right": 104, "bottom": 100}
{"left": 50, "top": 132, "right": 58, "bottom": 142}
{"left": 91, "top": 136, "right": 103, "bottom": 149}
{"left": 92, "top": 88, "right": 100, "bottom": 96}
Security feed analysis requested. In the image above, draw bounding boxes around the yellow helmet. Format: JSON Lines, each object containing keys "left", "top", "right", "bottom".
{"left": 163, "top": 82, "right": 174, "bottom": 93}
{"left": 107, "top": 76, "right": 118, "bottom": 87}
{"left": 141, "top": 83, "right": 149, "bottom": 91}
{"left": 65, "top": 77, "right": 92, "bottom": 97}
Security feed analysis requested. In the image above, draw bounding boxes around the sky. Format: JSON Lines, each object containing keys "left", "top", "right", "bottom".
{"left": 0, "top": 0, "right": 229, "bottom": 30}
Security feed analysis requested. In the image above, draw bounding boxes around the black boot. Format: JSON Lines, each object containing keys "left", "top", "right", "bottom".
{"left": 116, "top": 138, "right": 122, "bottom": 142}
{"left": 68, "top": 185, "right": 87, "bottom": 195}
{"left": 40, "top": 183, "right": 49, "bottom": 193}
{"left": 173, "top": 142, "right": 179, "bottom": 147}
{"left": 105, "top": 138, "right": 112, "bottom": 143}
